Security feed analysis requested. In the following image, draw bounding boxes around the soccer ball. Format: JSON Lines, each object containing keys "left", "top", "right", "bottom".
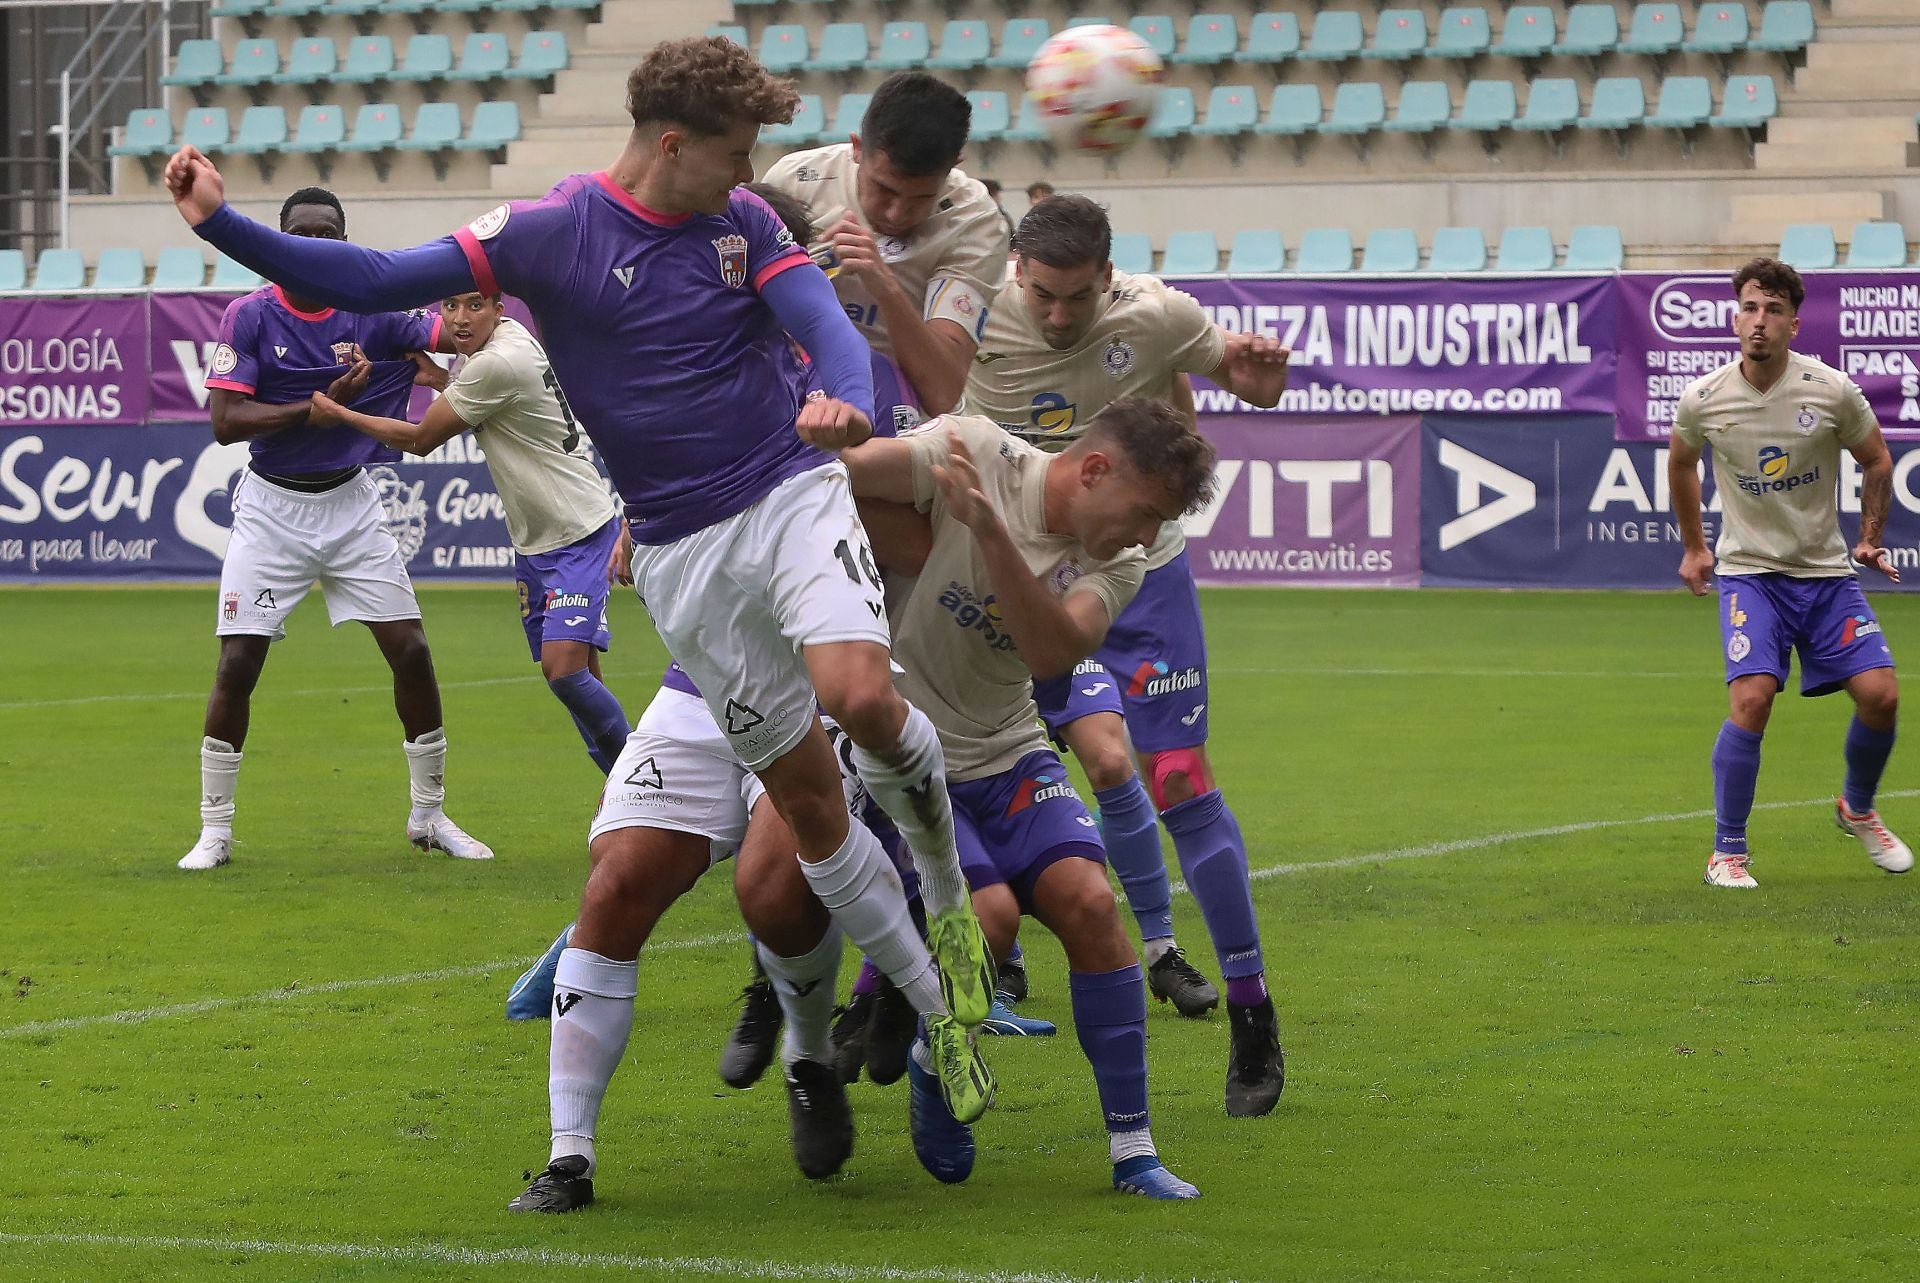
{"left": 1025, "top": 24, "right": 1164, "bottom": 155}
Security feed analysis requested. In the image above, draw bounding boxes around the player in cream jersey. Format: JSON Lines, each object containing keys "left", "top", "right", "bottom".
{"left": 764, "top": 73, "right": 1010, "bottom": 415}
{"left": 313, "top": 292, "right": 631, "bottom": 777}
{"left": 1669, "top": 258, "right": 1911, "bottom": 889}
{"left": 963, "top": 195, "right": 1290, "bottom": 1116}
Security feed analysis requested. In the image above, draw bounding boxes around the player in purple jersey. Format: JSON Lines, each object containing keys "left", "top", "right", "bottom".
{"left": 166, "top": 35, "right": 996, "bottom": 1192}
{"left": 177, "top": 187, "right": 490, "bottom": 871}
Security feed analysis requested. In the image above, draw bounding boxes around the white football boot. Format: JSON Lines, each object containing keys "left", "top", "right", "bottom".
{"left": 408, "top": 812, "right": 494, "bottom": 861}
{"left": 1834, "top": 799, "right": 1914, "bottom": 873}
{"left": 1703, "top": 853, "right": 1758, "bottom": 889}
{"left": 178, "top": 831, "right": 232, "bottom": 870}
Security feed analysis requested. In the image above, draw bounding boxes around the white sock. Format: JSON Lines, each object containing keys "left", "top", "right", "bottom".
{"left": 199, "top": 736, "right": 241, "bottom": 835}
{"left": 850, "top": 704, "right": 967, "bottom": 914}
{"left": 756, "top": 924, "right": 844, "bottom": 1069}
{"left": 1110, "top": 1127, "right": 1157, "bottom": 1165}
{"left": 1141, "top": 937, "right": 1175, "bottom": 966}
{"left": 403, "top": 727, "right": 446, "bottom": 823}
{"left": 800, "top": 820, "right": 948, "bottom": 1017}
{"left": 548, "top": 948, "right": 638, "bottom": 1178}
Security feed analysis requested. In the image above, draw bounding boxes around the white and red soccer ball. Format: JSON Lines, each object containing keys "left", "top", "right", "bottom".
{"left": 1025, "top": 24, "right": 1164, "bottom": 155}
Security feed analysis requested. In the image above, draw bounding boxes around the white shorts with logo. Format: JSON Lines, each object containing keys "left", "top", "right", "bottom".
{"left": 628, "top": 462, "right": 890, "bottom": 771}
{"left": 216, "top": 469, "right": 420, "bottom": 639}
{"left": 589, "top": 684, "right": 767, "bottom": 862}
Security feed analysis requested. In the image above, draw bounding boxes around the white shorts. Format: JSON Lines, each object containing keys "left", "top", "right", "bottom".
{"left": 589, "top": 685, "right": 767, "bottom": 861}
{"left": 216, "top": 469, "right": 420, "bottom": 639}
{"left": 629, "top": 462, "right": 889, "bottom": 771}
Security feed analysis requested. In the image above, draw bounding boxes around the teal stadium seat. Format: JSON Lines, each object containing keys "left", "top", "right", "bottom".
{"left": 513, "top": 32, "right": 569, "bottom": 81}
{"left": 1065, "top": 17, "right": 1112, "bottom": 31}
{"left": 1294, "top": 228, "right": 1354, "bottom": 273}
{"left": 227, "top": 105, "right": 289, "bottom": 154}
{"left": 437, "top": 0, "right": 493, "bottom": 19}
{"left": 1685, "top": 5, "right": 1749, "bottom": 54}
{"left": 150, "top": 247, "right": 208, "bottom": 289}
{"left": 761, "top": 95, "right": 823, "bottom": 147}
{"left": 1386, "top": 81, "right": 1452, "bottom": 136}
{"left": 826, "top": 93, "right": 872, "bottom": 144}
{"left": 209, "top": 0, "right": 269, "bottom": 19}
{"left": 216, "top": 39, "right": 279, "bottom": 89}
{"left": 1427, "top": 226, "right": 1488, "bottom": 272}
{"left": 92, "top": 248, "right": 147, "bottom": 291}
{"left": 1459, "top": 79, "right": 1517, "bottom": 133}
{"left": 108, "top": 108, "right": 172, "bottom": 157}
{"left": 397, "top": 35, "right": 453, "bottom": 83}
{"left": 1846, "top": 221, "right": 1909, "bottom": 269}
{"left": 1195, "top": 85, "right": 1259, "bottom": 139}
{"left": 1006, "top": 96, "right": 1048, "bottom": 145}
{"left": 543, "top": 0, "right": 600, "bottom": 12}
{"left": 398, "top": 102, "right": 462, "bottom": 151}
{"left": 1496, "top": 226, "right": 1556, "bottom": 271}
{"left": 1302, "top": 11, "right": 1364, "bottom": 62}
{"left": 1109, "top": 233, "right": 1154, "bottom": 275}
{"left": 1228, "top": 230, "right": 1285, "bottom": 273}
{"left": 1777, "top": 223, "right": 1837, "bottom": 270}
{"left": 967, "top": 91, "right": 1011, "bottom": 142}
{"left": 1712, "top": 75, "right": 1777, "bottom": 130}
{"left": 807, "top": 24, "right": 869, "bottom": 74}
{"left": 1322, "top": 81, "right": 1386, "bottom": 135}
{"left": 1244, "top": 12, "right": 1301, "bottom": 64}
{"left": 1553, "top": 5, "right": 1619, "bottom": 58}
{"left": 757, "top": 26, "right": 809, "bottom": 75}
{"left": 1361, "top": 228, "right": 1420, "bottom": 272}
{"left": 0, "top": 249, "right": 24, "bottom": 292}
{"left": 1563, "top": 225, "right": 1624, "bottom": 270}
{"left": 386, "top": 0, "right": 437, "bottom": 17}
{"left": 32, "top": 249, "right": 87, "bottom": 292}
{"left": 1752, "top": 2, "right": 1815, "bottom": 54}
{"left": 161, "top": 40, "right": 222, "bottom": 89}
{"left": 1174, "top": 14, "right": 1238, "bottom": 66}
{"left": 460, "top": 101, "right": 521, "bottom": 151}
{"left": 1516, "top": 78, "right": 1580, "bottom": 132}
{"left": 1646, "top": 75, "right": 1712, "bottom": 129}
{"left": 285, "top": 104, "right": 346, "bottom": 153}
{"left": 1367, "top": 9, "right": 1428, "bottom": 61}
{"left": 1258, "top": 84, "right": 1323, "bottom": 136}
{"left": 449, "top": 32, "right": 511, "bottom": 82}
{"left": 1433, "top": 8, "right": 1492, "bottom": 59}
{"left": 1619, "top": 5, "right": 1685, "bottom": 57}
{"left": 211, "top": 255, "right": 263, "bottom": 291}
{"left": 1145, "top": 86, "right": 1197, "bottom": 140}
{"left": 871, "top": 23, "right": 930, "bottom": 71}
{"left": 1492, "top": 7, "right": 1556, "bottom": 58}
{"left": 708, "top": 25, "right": 747, "bottom": 49}
{"left": 325, "top": 0, "right": 382, "bottom": 19}
{"left": 342, "top": 35, "right": 396, "bottom": 84}
{"left": 341, "top": 102, "right": 404, "bottom": 152}
{"left": 989, "top": 19, "right": 1051, "bottom": 71}
{"left": 274, "top": 38, "right": 336, "bottom": 86}
{"left": 1161, "top": 230, "right": 1221, "bottom": 275}
{"left": 1581, "top": 77, "right": 1645, "bottom": 132}
{"left": 928, "top": 21, "right": 991, "bottom": 72}
{"left": 1128, "top": 15, "right": 1176, "bottom": 62}
{"left": 267, "top": 0, "right": 327, "bottom": 20}
{"left": 181, "top": 106, "right": 231, "bottom": 151}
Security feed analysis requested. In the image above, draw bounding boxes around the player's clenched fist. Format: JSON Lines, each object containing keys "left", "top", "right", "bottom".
{"left": 1678, "top": 547, "right": 1715, "bottom": 596}
{"left": 164, "top": 146, "right": 225, "bottom": 227}
{"left": 796, "top": 396, "right": 874, "bottom": 451}
{"left": 825, "top": 216, "right": 889, "bottom": 286}
{"left": 931, "top": 442, "right": 1001, "bottom": 537}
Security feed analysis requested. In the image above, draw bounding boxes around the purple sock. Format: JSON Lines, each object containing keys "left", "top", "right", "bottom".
{"left": 851, "top": 958, "right": 881, "bottom": 998}
{"left": 548, "top": 670, "right": 630, "bottom": 776}
{"left": 1843, "top": 716, "right": 1897, "bottom": 815}
{"left": 1068, "top": 966, "right": 1150, "bottom": 1135}
{"left": 1162, "top": 790, "right": 1263, "bottom": 980}
{"left": 1712, "top": 721, "right": 1763, "bottom": 855}
{"left": 1096, "top": 777, "right": 1175, "bottom": 942}
{"left": 1225, "top": 974, "right": 1268, "bottom": 1008}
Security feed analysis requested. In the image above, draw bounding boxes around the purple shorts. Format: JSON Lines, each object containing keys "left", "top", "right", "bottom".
{"left": 1034, "top": 550, "right": 1209, "bottom": 753}
{"left": 516, "top": 516, "right": 620, "bottom": 660}
{"left": 950, "top": 748, "right": 1106, "bottom": 914}
{"left": 1719, "top": 572, "right": 1894, "bottom": 697}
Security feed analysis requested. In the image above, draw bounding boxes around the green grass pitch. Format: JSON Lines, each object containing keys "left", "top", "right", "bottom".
{"left": 3, "top": 585, "right": 1916, "bottom": 1281}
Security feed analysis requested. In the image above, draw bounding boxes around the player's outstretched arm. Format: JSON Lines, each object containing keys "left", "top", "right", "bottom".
{"left": 1667, "top": 436, "right": 1714, "bottom": 596}
{"left": 311, "top": 390, "right": 471, "bottom": 456}
{"left": 839, "top": 435, "right": 918, "bottom": 503}
{"left": 825, "top": 217, "right": 974, "bottom": 415}
{"left": 1848, "top": 427, "right": 1901, "bottom": 582}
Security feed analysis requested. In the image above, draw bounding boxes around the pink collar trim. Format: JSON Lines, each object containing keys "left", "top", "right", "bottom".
{"left": 594, "top": 171, "right": 694, "bottom": 226}
{"left": 273, "top": 285, "right": 335, "bottom": 322}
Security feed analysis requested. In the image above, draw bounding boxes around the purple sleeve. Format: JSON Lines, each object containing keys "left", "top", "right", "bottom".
{"left": 206, "top": 296, "right": 261, "bottom": 394}
{"left": 194, "top": 204, "right": 473, "bottom": 311}
{"left": 367, "top": 308, "right": 441, "bottom": 360}
{"left": 763, "top": 266, "right": 874, "bottom": 427}
{"left": 729, "top": 188, "right": 811, "bottom": 291}
{"left": 450, "top": 196, "right": 577, "bottom": 309}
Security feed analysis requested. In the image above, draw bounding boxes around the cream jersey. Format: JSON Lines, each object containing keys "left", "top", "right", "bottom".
{"left": 1673, "top": 350, "right": 1878, "bottom": 578}
{"left": 762, "top": 144, "right": 1010, "bottom": 359}
{"left": 896, "top": 415, "right": 1145, "bottom": 781}
{"left": 441, "top": 318, "right": 617, "bottom": 555}
{"left": 963, "top": 269, "right": 1226, "bottom": 570}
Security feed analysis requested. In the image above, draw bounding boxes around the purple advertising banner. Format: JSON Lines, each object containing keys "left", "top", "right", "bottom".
{"left": 1615, "top": 271, "right": 1920, "bottom": 443}
{"left": 149, "top": 291, "right": 239, "bottom": 422}
{"left": 1182, "top": 414, "right": 1422, "bottom": 586}
{"left": 1175, "top": 274, "right": 1617, "bottom": 419}
{"left": 0, "top": 295, "right": 149, "bottom": 426}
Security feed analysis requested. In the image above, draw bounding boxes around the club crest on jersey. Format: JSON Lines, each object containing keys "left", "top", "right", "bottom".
{"left": 211, "top": 343, "right": 238, "bottom": 376}
{"left": 1049, "top": 559, "right": 1085, "bottom": 594}
{"left": 466, "top": 203, "right": 511, "bottom": 242}
{"left": 712, "top": 234, "right": 749, "bottom": 288}
{"left": 1102, "top": 339, "right": 1136, "bottom": 378}
{"left": 1796, "top": 405, "right": 1818, "bottom": 433}
{"left": 878, "top": 236, "right": 910, "bottom": 262}
{"left": 330, "top": 340, "right": 357, "bottom": 365}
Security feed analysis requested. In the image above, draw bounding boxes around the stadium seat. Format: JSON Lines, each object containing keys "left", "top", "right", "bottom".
{"left": 967, "top": 91, "right": 1011, "bottom": 142}
{"left": 226, "top": 104, "right": 289, "bottom": 155}
{"left": 1195, "top": 85, "right": 1259, "bottom": 139}
{"left": 1367, "top": 9, "right": 1428, "bottom": 61}
{"left": 1433, "top": 8, "right": 1492, "bottom": 60}
{"left": 180, "top": 106, "right": 231, "bottom": 152}
{"left": 1778, "top": 223, "right": 1837, "bottom": 269}
{"left": 1294, "top": 228, "right": 1353, "bottom": 273}
{"left": 1228, "top": 229, "right": 1285, "bottom": 273}
{"left": 1492, "top": 7, "right": 1556, "bottom": 59}
{"left": 267, "top": 0, "right": 327, "bottom": 20}
{"left": 459, "top": 101, "right": 521, "bottom": 151}
{"left": 1128, "top": 15, "right": 1177, "bottom": 62}
{"left": 285, "top": 104, "right": 346, "bottom": 153}
{"left": 1712, "top": 75, "right": 1778, "bottom": 130}
{"left": 1006, "top": 96, "right": 1048, "bottom": 145}
{"left": 1109, "top": 232, "right": 1153, "bottom": 275}
{"left": 1257, "top": 83, "right": 1322, "bottom": 149}
{"left": 928, "top": 21, "right": 991, "bottom": 72}
{"left": 209, "top": 0, "right": 270, "bottom": 19}
{"left": 1322, "top": 81, "right": 1387, "bottom": 136}
{"left": 161, "top": 39, "right": 222, "bottom": 89}
{"left": 1516, "top": 78, "right": 1580, "bottom": 133}
{"left": 1581, "top": 77, "right": 1646, "bottom": 143}
{"left": 1751, "top": 2, "right": 1815, "bottom": 54}
{"left": 1385, "top": 80, "right": 1451, "bottom": 139}
{"left": 1427, "top": 226, "right": 1488, "bottom": 272}
{"left": 1065, "top": 17, "right": 1113, "bottom": 31}
{"left": 757, "top": 25, "right": 809, "bottom": 75}
{"left": 274, "top": 38, "right": 336, "bottom": 87}
{"left": 398, "top": 101, "right": 462, "bottom": 151}
{"left": 449, "top": 33, "right": 511, "bottom": 82}
{"left": 1619, "top": 5, "right": 1684, "bottom": 57}
{"left": 1646, "top": 75, "right": 1712, "bottom": 133}
{"left": 211, "top": 254, "right": 264, "bottom": 290}
{"left": 871, "top": 22, "right": 930, "bottom": 71}
{"left": 435, "top": 0, "right": 492, "bottom": 19}
{"left": 396, "top": 35, "right": 454, "bottom": 83}
{"left": 511, "top": 31, "right": 568, "bottom": 81}
{"left": 761, "top": 94, "right": 823, "bottom": 147}
{"left": 107, "top": 108, "right": 172, "bottom": 158}
{"left": 1146, "top": 86, "right": 1197, "bottom": 140}
{"left": 340, "top": 102, "right": 404, "bottom": 152}
{"left": 807, "top": 24, "right": 869, "bottom": 74}
{"left": 1361, "top": 228, "right": 1419, "bottom": 273}
{"left": 91, "top": 248, "right": 146, "bottom": 291}
{"left": 1458, "top": 79, "right": 1518, "bottom": 134}
{"left": 1244, "top": 12, "right": 1301, "bottom": 65}
{"left": 31, "top": 249, "right": 87, "bottom": 292}
{"left": 1563, "top": 224, "right": 1624, "bottom": 270}
{"left": 216, "top": 39, "right": 279, "bottom": 89}
{"left": 989, "top": 19, "right": 1052, "bottom": 71}
{"left": 1173, "top": 13, "right": 1238, "bottom": 65}
{"left": 1496, "top": 226, "right": 1556, "bottom": 271}
{"left": 325, "top": 0, "right": 382, "bottom": 19}
{"left": 1161, "top": 230, "right": 1221, "bottom": 275}
{"left": 708, "top": 25, "right": 747, "bottom": 49}
{"left": 0, "top": 249, "right": 24, "bottom": 292}
{"left": 150, "top": 247, "right": 208, "bottom": 290}
{"left": 1846, "top": 221, "right": 1909, "bottom": 269}
{"left": 1302, "top": 11, "right": 1364, "bottom": 62}
{"left": 1553, "top": 4, "right": 1619, "bottom": 58}
{"left": 825, "top": 93, "right": 871, "bottom": 144}
{"left": 1684, "top": 5, "right": 1749, "bottom": 55}
{"left": 342, "top": 35, "right": 396, "bottom": 85}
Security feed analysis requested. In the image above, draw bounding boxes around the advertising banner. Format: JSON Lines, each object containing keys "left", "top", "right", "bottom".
{"left": 0, "top": 295, "right": 150, "bottom": 426}
{"left": 149, "top": 291, "right": 241, "bottom": 421}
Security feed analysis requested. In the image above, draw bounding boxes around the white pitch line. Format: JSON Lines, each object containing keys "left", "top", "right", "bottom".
{"left": 1211, "top": 665, "right": 1694, "bottom": 679}
{"left": 0, "top": 1232, "right": 1149, "bottom": 1283}
{"left": 0, "top": 674, "right": 534, "bottom": 711}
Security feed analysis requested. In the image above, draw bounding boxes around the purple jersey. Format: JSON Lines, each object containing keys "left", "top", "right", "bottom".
{"left": 206, "top": 285, "right": 439, "bottom": 476}
{"left": 801, "top": 347, "right": 922, "bottom": 439}
{"left": 452, "top": 175, "right": 822, "bottom": 543}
